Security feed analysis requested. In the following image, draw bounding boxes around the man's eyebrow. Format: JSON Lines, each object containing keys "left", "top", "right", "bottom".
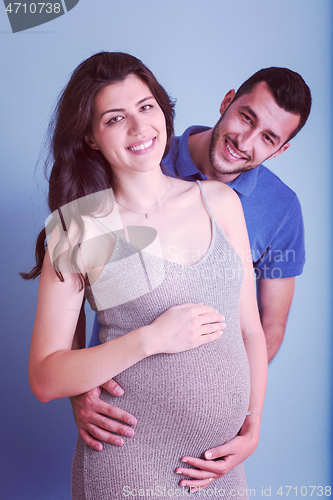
{"left": 240, "top": 105, "right": 258, "bottom": 121}
{"left": 100, "top": 96, "right": 154, "bottom": 120}
{"left": 265, "top": 130, "right": 281, "bottom": 143}
{"left": 240, "top": 105, "right": 281, "bottom": 143}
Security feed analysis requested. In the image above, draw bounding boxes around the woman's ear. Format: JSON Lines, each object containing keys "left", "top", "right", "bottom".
{"left": 85, "top": 135, "right": 99, "bottom": 150}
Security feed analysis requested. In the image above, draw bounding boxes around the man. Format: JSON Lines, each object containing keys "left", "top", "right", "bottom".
{"left": 71, "top": 67, "right": 311, "bottom": 470}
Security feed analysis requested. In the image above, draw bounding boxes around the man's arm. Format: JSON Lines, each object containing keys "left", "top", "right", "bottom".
{"left": 71, "top": 272, "right": 295, "bottom": 452}
{"left": 256, "top": 277, "right": 295, "bottom": 362}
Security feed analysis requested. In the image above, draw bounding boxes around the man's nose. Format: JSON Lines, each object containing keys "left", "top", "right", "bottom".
{"left": 237, "top": 129, "right": 258, "bottom": 152}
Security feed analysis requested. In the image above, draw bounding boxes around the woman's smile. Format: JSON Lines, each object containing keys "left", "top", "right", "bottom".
{"left": 87, "top": 75, "right": 167, "bottom": 174}
{"left": 127, "top": 136, "right": 156, "bottom": 154}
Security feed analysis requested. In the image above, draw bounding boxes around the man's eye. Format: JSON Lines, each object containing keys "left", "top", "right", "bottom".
{"left": 263, "top": 134, "right": 274, "bottom": 145}
{"left": 241, "top": 113, "right": 252, "bottom": 123}
{"left": 106, "top": 116, "right": 123, "bottom": 125}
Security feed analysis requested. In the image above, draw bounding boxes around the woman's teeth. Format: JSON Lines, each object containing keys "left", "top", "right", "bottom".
{"left": 128, "top": 139, "right": 153, "bottom": 151}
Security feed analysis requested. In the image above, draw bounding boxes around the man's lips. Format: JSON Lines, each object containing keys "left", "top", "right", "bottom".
{"left": 127, "top": 137, "right": 155, "bottom": 152}
{"left": 225, "top": 139, "right": 248, "bottom": 161}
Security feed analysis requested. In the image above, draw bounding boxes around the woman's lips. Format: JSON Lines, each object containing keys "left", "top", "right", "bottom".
{"left": 127, "top": 137, "right": 156, "bottom": 154}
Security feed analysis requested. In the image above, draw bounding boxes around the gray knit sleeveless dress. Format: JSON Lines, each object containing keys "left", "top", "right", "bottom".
{"left": 72, "top": 181, "right": 250, "bottom": 499}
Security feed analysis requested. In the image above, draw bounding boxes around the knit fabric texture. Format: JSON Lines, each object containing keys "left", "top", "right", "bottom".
{"left": 72, "top": 182, "right": 250, "bottom": 499}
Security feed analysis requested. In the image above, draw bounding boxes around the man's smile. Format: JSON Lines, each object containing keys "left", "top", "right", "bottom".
{"left": 225, "top": 138, "right": 249, "bottom": 161}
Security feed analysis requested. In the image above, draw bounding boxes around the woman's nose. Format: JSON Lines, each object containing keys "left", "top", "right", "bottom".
{"left": 128, "top": 115, "right": 147, "bottom": 135}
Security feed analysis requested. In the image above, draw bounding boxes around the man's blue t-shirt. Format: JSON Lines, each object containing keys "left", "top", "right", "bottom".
{"left": 89, "top": 125, "right": 305, "bottom": 346}
{"left": 163, "top": 126, "right": 305, "bottom": 279}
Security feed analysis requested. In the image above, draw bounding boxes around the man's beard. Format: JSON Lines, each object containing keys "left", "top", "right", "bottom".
{"left": 208, "top": 117, "right": 258, "bottom": 176}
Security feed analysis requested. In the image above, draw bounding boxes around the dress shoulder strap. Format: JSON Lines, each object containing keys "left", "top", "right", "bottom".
{"left": 196, "top": 180, "right": 214, "bottom": 220}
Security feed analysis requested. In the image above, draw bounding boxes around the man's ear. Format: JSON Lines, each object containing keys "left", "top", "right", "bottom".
{"left": 267, "top": 142, "right": 290, "bottom": 160}
{"left": 85, "top": 135, "right": 99, "bottom": 151}
{"left": 219, "top": 89, "right": 236, "bottom": 115}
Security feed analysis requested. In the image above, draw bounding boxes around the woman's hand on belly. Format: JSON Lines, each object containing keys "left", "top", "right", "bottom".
{"left": 142, "top": 303, "right": 226, "bottom": 356}
{"left": 175, "top": 415, "right": 261, "bottom": 491}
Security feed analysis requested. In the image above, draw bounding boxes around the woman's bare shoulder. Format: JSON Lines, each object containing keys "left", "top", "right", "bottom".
{"left": 167, "top": 176, "right": 197, "bottom": 193}
{"left": 199, "top": 179, "right": 242, "bottom": 211}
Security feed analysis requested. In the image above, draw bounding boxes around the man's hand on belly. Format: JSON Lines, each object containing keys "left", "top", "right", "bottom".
{"left": 70, "top": 379, "right": 137, "bottom": 451}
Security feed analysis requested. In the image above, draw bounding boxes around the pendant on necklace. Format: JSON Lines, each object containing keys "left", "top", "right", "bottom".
{"left": 145, "top": 214, "right": 151, "bottom": 219}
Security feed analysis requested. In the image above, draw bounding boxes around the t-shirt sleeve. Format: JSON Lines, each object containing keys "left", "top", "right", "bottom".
{"left": 254, "top": 194, "right": 305, "bottom": 279}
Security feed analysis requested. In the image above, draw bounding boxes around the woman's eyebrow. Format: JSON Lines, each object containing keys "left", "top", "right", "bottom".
{"left": 100, "top": 107, "right": 124, "bottom": 119}
{"left": 137, "top": 95, "right": 154, "bottom": 105}
{"left": 100, "top": 96, "right": 154, "bottom": 120}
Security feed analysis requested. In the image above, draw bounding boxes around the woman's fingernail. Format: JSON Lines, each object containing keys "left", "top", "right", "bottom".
{"left": 128, "top": 418, "right": 136, "bottom": 425}
{"left": 114, "top": 386, "right": 124, "bottom": 395}
{"left": 181, "top": 458, "right": 187, "bottom": 463}
{"left": 114, "top": 438, "right": 122, "bottom": 446}
{"left": 205, "top": 451, "right": 212, "bottom": 459}
{"left": 125, "top": 429, "right": 133, "bottom": 437}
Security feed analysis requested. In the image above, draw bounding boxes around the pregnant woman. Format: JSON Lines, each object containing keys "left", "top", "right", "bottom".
{"left": 26, "top": 52, "right": 267, "bottom": 499}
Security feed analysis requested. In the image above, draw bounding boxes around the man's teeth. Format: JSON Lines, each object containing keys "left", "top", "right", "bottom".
{"left": 128, "top": 139, "right": 153, "bottom": 151}
{"left": 226, "top": 141, "right": 243, "bottom": 159}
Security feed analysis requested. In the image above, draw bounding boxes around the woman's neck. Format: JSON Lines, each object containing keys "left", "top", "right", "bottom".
{"left": 114, "top": 169, "right": 172, "bottom": 212}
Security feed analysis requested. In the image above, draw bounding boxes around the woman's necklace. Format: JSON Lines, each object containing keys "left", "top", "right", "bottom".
{"left": 115, "top": 178, "right": 173, "bottom": 219}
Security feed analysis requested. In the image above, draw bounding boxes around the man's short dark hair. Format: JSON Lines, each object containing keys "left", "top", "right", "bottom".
{"left": 233, "top": 67, "right": 312, "bottom": 142}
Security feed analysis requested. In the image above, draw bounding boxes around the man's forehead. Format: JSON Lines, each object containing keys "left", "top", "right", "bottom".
{"left": 234, "top": 81, "right": 277, "bottom": 107}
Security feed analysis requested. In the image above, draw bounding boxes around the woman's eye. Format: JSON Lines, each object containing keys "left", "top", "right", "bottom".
{"left": 140, "top": 104, "right": 153, "bottom": 111}
{"left": 106, "top": 116, "right": 123, "bottom": 125}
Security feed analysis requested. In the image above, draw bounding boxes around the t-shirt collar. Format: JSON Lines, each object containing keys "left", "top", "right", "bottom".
{"left": 175, "top": 126, "right": 210, "bottom": 180}
{"left": 227, "top": 168, "right": 259, "bottom": 196}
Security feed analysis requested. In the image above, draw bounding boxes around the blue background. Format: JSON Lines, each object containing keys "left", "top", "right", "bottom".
{"left": 0, "top": 1, "right": 332, "bottom": 498}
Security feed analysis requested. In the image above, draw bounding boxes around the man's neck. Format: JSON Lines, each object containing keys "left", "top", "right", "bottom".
{"left": 188, "top": 128, "right": 240, "bottom": 184}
